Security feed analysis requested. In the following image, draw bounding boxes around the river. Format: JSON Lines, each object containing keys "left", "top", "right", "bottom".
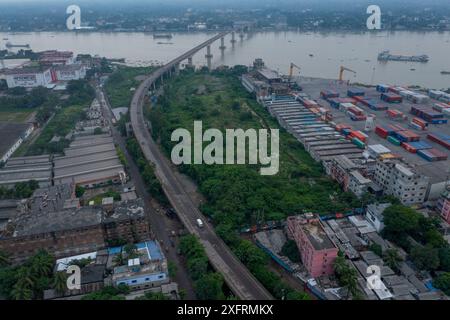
{"left": 1, "top": 30, "right": 450, "bottom": 89}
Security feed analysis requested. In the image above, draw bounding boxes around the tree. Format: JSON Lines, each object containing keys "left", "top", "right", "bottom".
{"left": 53, "top": 272, "right": 68, "bottom": 295}
{"left": 281, "top": 240, "right": 301, "bottom": 263}
{"left": 113, "top": 254, "right": 125, "bottom": 267}
{"left": 29, "top": 250, "right": 54, "bottom": 277}
{"left": 382, "top": 205, "right": 421, "bottom": 245}
{"left": 0, "top": 250, "right": 10, "bottom": 268}
{"left": 439, "top": 247, "right": 450, "bottom": 272}
{"left": 433, "top": 272, "right": 450, "bottom": 296}
{"left": 194, "top": 272, "right": 225, "bottom": 300}
{"left": 368, "top": 243, "right": 382, "bottom": 257}
{"left": 383, "top": 249, "right": 402, "bottom": 273}
{"left": 334, "top": 254, "right": 362, "bottom": 299}
{"left": 75, "top": 185, "right": 85, "bottom": 198}
{"left": 410, "top": 245, "right": 440, "bottom": 271}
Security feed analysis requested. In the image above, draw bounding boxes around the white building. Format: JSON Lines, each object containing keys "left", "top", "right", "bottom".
{"left": 373, "top": 159, "right": 429, "bottom": 205}
{"left": 52, "top": 64, "right": 86, "bottom": 81}
{"left": 365, "top": 203, "right": 391, "bottom": 233}
{"left": 4, "top": 68, "right": 52, "bottom": 88}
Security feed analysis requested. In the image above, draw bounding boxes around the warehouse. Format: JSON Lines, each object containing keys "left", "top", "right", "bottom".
{"left": 0, "top": 155, "right": 52, "bottom": 188}
{"left": 53, "top": 134, "right": 126, "bottom": 188}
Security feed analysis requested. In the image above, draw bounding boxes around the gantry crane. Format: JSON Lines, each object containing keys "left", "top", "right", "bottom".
{"left": 339, "top": 65, "right": 356, "bottom": 81}
{"left": 289, "top": 62, "right": 301, "bottom": 81}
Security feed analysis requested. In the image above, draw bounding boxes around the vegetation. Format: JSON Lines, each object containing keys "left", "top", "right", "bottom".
{"left": 280, "top": 240, "right": 301, "bottom": 263}
{"left": 0, "top": 250, "right": 55, "bottom": 300}
{"left": 383, "top": 249, "right": 403, "bottom": 273}
{"left": 333, "top": 253, "right": 362, "bottom": 300}
{"left": 81, "top": 284, "right": 130, "bottom": 300}
{"left": 87, "top": 189, "right": 121, "bottom": 205}
{"left": 149, "top": 69, "right": 358, "bottom": 231}
{"left": 125, "top": 137, "right": 168, "bottom": 205}
{"left": 433, "top": 273, "right": 450, "bottom": 296}
{"left": 0, "top": 180, "right": 39, "bottom": 199}
{"left": 382, "top": 204, "right": 450, "bottom": 273}
{"left": 135, "top": 291, "right": 169, "bottom": 300}
{"left": 105, "top": 66, "right": 152, "bottom": 109}
{"left": 179, "top": 235, "right": 226, "bottom": 300}
{"left": 21, "top": 80, "right": 95, "bottom": 156}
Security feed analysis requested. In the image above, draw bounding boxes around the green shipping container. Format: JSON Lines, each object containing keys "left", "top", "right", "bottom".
{"left": 352, "top": 137, "right": 366, "bottom": 149}
{"left": 387, "top": 136, "right": 401, "bottom": 146}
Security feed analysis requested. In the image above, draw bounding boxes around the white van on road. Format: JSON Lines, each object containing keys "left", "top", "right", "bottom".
{"left": 196, "top": 219, "right": 204, "bottom": 228}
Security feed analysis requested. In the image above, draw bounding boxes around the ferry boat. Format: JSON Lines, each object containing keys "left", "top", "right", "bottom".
{"left": 153, "top": 33, "right": 172, "bottom": 39}
{"left": 377, "top": 50, "right": 429, "bottom": 63}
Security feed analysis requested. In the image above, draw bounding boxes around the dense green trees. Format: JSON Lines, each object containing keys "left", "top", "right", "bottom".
{"left": 81, "top": 285, "right": 129, "bottom": 300}
{"left": 281, "top": 240, "right": 301, "bottom": 263}
{"left": 334, "top": 254, "right": 362, "bottom": 300}
{"left": 0, "top": 250, "right": 55, "bottom": 300}
{"left": 0, "top": 180, "right": 39, "bottom": 199}
{"left": 179, "top": 235, "right": 227, "bottom": 300}
{"left": 126, "top": 137, "right": 168, "bottom": 205}
{"left": 382, "top": 204, "right": 450, "bottom": 273}
{"left": 433, "top": 273, "right": 450, "bottom": 295}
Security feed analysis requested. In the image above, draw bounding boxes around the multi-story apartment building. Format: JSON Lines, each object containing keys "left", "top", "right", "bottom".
{"left": 287, "top": 214, "right": 339, "bottom": 278}
{"left": 373, "top": 159, "right": 429, "bottom": 205}
{"left": 437, "top": 189, "right": 450, "bottom": 224}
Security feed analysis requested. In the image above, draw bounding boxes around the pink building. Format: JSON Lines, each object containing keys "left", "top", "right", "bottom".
{"left": 287, "top": 215, "right": 338, "bottom": 278}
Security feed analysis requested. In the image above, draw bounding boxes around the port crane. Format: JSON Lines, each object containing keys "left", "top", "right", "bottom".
{"left": 339, "top": 66, "right": 356, "bottom": 82}
{"left": 289, "top": 62, "right": 301, "bottom": 81}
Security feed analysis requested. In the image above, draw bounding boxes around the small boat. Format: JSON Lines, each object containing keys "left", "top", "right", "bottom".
{"left": 441, "top": 71, "right": 450, "bottom": 75}
{"left": 410, "top": 68, "right": 416, "bottom": 71}
{"left": 309, "top": 54, "right": 314, "bottom": 57}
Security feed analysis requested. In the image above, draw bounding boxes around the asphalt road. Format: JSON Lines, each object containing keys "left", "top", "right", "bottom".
{"left": 97, "top": 86, "right": 196, "bottom": 299}
{"left": 129, "top": 33, "right": 273, "bottom": 300}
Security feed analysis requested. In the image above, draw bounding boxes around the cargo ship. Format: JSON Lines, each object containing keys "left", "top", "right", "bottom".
{"left": 153, "top": 33, "right": 172, "bottom": 39}
{"left": 5, "top": 42, "right": 30, "bottom": 48}
{"left": 377, "top": 50, "right": 429, "bottom": 63}
{"left": 441, "top": 71, "right": 450, "bottom": 75}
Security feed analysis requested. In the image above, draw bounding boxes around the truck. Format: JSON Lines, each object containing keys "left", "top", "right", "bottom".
{"left": 196, "top": 219, "right": 204, "bottom": 228}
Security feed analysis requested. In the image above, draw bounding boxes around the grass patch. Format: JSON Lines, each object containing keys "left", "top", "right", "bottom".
{"left": 105, "top": 66, "right": 153, "bottom": 109}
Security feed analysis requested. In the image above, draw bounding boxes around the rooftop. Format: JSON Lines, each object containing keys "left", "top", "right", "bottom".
{"left": 0, "top": 122, "right": 31, "bottom": 159}
{"left": 288, "top": 215, "right": 337, "bottom": 251}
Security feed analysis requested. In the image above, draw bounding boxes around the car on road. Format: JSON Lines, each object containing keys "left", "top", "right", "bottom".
{"left": 196, "top": 218, "right": 204, "bottom": 228}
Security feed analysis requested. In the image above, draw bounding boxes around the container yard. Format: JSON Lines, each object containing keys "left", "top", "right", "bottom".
{"left": 295, "top": 77, "right": 450, "bottom": 197}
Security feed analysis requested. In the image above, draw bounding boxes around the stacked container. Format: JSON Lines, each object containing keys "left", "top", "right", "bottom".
{"left": 417, "top": 148, "right": 448, "bottom": 161}
{"left": 320, "top": 90, "right": 339, "bottom": 100}
{"left": 428, "top": 90, "right": 446, "bottom": 100}
{"left": 381, "top": 92, "right": 403, "bottom": 103}
{"left": 375, "top": 126, "right": 389, "bottom": 138}
{"left": 376, "top": 84, "right": 391, "bottom": 93}
{"left": 386, "top": 109, "right": 403, "bottom": 119}
{"left": 347, "top": 88, "right": 365, "bottom": 97}
{"left": 427, "top": 133, "right": 450, "bottom": 150}
{"left": 410, "top": 106, "right": 447, "bottom": 124}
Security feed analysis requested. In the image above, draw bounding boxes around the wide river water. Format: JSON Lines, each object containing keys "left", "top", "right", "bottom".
{"left": 1, "top": 31, "right": 450, "bottom": 89}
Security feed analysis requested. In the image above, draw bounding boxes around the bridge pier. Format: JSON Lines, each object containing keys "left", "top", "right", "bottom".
{"left": 205, "top": 45, "right": 213, "bottom": 70}
{"left": 231, "top": 31, "right": 236, "bottom": 44}
{"left": 219, "top": 37, "right": 226, "bottom": 51}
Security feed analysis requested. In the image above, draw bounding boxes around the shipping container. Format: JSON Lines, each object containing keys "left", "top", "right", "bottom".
{"left": 347, "top": 88, "right": 365, "bottom": 97}
{"left": 427, "top": 133, "right": 450, "bottom": 150}
{"left": 381, "top": 92, "right": 403, "bottom": 103}
{"left": 417, "top": 148, "right": 448, "bottom": 162}
{"left": 376, "top": 84, "right": 390, "bottom": 93}
{"left": 387, "top": 136, "right": 401, "bottom": 146}
{"left": 352, "top": 137, "right": 366, "bottom": 149}
{"left": 375, "top": 126, "right": 389, "bottom": 138}
{"left": 320, "top": 90, "right": 339, "bottom": 99}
